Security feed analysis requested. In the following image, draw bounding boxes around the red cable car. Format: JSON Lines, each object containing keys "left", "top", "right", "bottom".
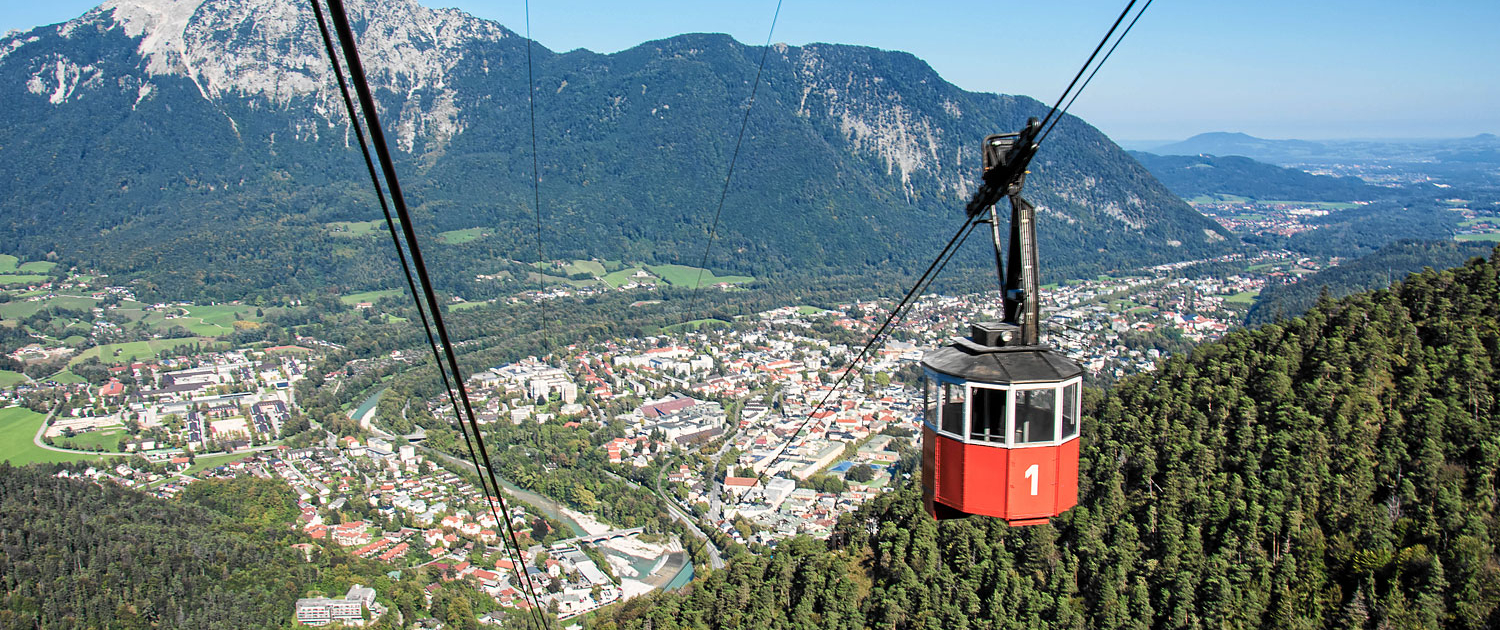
{"left": 921, "top": 119, "right": 1086, "bottom": 523}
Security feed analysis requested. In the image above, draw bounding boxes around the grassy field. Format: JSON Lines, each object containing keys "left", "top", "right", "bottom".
{"left": 562, "top": 260, "right": 607, "bottom": 277}
{"left": 1247, "top": 260, "right": 1290, "bottom": 272}
{"left": 1187, "top": 194, "right": 1251, "bottom": 205}
{"left": 662, "top": 318, "right": 731, "bottom": 333}
{"left": 437, "top": 227, "right": 487, "bottom": 244}
{"left": 796, "top": 305, "right": 828, "bottom": 315}
{"left": 448, "top": 301, "right": 489, "bottom": 311}
{"left": 601, "top": 267, "right": 658, "bottom": 288}
{"left": 0, "top": 407, "right": 110, "bottom": 465}
{"left": 1262, "top": 200, "right": 1359, "bottom": 210}
{"left": 69, "top": 337, "right": 218, "bottom": 366}
{"left": 55, "top": 428, "right": 123, "bottom": 452}
{"left": 0, "top": 254, "right": 16, "bottom": 272}
{"left": 647, "top": 264, "right": 754, "bottom": 287}
{"left": 1225, "top": 290, "right": 1261, "bottom": 305}
{"left": 523, "top": 270, "right": 600, "bottom": 288}
{"left": 46, "top": 370, "right": 87, "bottom": 384}
{"left": 340, "top": 289, "right": 404, "bottom": 305}
{"left": 184, "top": 450, "right": 259, "bottom": 476}
{"left": 326, "top": 220, "right": 386, "bottom": 237}
{"left": 18, "top": 261, "right": 56, "bottom": 273}
{"left": 0, "top": 295, "right": 99, "bottom": 319}
{"left": 1459, "top": 217, "right": 1499, "bottom": 227}
{"left": 1456, "top": 233, "right": 1500, "bottom": 242}
{"left": 0, "top": 371, "right": 28, "bottom": 387}
{"left": 0, "top": 274, "right": 48, "bottom": 286}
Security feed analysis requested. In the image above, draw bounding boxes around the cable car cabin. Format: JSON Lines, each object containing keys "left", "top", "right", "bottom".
{"left": 921, "top": 321, "right": 1084, "bottom": 523}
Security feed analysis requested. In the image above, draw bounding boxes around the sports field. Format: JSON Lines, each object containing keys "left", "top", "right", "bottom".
{"left": 0, "top": 407, "right": 111, "bottom": 466}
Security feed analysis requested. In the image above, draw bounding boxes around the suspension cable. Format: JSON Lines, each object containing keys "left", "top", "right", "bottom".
{"left": 1038, "top": 0, "right": 1153, "bottom": 145}
{"left": 687, "top": 0, "right": 784, "bottom": 315}
{"left": 304, "top": 0, "right": 496, "bottom": 567}
{"left": 733, "top": 217, "right": 978, "bottom": 504}
{"left": 1034, "top": 0, "right": 1137, "bottom": 136}
{"left": 525, "top": 0, "right": 549, "bottom": 331}
{"left": 317, "top": 0, "right": 548, "bottom": 625}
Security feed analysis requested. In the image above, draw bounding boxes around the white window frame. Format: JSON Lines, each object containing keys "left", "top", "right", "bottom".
{"left": 922, "top": 374, "right": 1083, "bottom": 448}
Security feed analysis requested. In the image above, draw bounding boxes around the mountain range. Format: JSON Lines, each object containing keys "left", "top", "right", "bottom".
{"left": 1142, "top": 131, "right": 1500, "bottom": 166}
{"left": 0, "top": 0, "right": 1230, "bottom": 301}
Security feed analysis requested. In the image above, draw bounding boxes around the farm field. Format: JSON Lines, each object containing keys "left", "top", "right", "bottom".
{"left": 602, "top": 267, "right": 659, "bottom": 288}
{"left": 1456, "top": 233, "right": 1500, "bottom": 242}
{"left": 562, "top": 260, "right": 607, "bottom": 276}
{"left": 1225, "top": 290, "right": 1261, "bottom": 305}
{"left": 437, "top": 227, "right": 487, "bottom": 244}
{"left": 0, "top": 371, "right": 28, "bottom": 387}
{"left": 646, "top": 264, "right": 753, "bottom": 287}
{"left": 340, "top": 289, "right": 403, "bottom": 305}
{"left": 69, "top": 337, "right": 219, "bottom": 366}
{"left": 662, "top": 318, "right": 731, "bottom": 333}
{"left": 0, "top": 406, "right": 109, "bottom": 466}
{"left": 0, "top": 274, "right": 48, "bottom": 286}
{"left": 0, "top": 295, "right": 99, "bottom": 319}
{"left": 184, "top": 450, "right": 260, "bottom": 476}
{"left": 326, "top": 220, "right": 386, "bottom": 237}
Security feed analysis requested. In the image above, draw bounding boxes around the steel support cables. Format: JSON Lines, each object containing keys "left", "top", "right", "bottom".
{"left": 731, "top": 217, "right": 980, "bottom": 506}
{"left": 686, "top": 0, "right": 784, "bottom": 316}
{"left": 524, "top": 0, "right": 549, "bottom": 332}
{"left": 1038, "top": 0, "right": 1154, "bottom": 145}
{"left": 314, "top": 0, "right": 549, "bottom": 625}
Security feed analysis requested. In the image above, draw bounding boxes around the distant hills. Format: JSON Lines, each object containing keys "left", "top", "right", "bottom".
{"left": 1129, "top": 151, "right": 1388, "bottom": 202}
{"left": 0, "top": 0, "right": 1230, "bottom": 302}
{"left": 1142, "top": 131, "right": 1500, "bottom": 166}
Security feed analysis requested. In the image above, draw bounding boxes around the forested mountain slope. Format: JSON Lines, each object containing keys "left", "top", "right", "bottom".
{"left": 0, "top": 467, "right": 402, "bottom": 629}
{"left": 1129, "top": 152, "right": 1388, "bottom": 202}
{"left": 598, "top": 250, "right": 1500, "bottom": 630}
{"left": 0, "top": 0, "right": 1229, "bottom": 301}
{"left": 1248, "top": 240, "right": 1496, "bottom": 324}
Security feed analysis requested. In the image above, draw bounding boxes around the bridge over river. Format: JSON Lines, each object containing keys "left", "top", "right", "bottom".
{"left": 550, "top": 526, "right": 647, "bottom": 547}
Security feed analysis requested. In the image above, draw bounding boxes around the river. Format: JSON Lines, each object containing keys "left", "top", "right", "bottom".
{"left": 350, "top": 386, "right": 385, "bottom": 427}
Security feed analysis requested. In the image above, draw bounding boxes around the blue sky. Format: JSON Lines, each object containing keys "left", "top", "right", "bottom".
{"left": 5, "top": 0, "right": 1496, "bottom": 140}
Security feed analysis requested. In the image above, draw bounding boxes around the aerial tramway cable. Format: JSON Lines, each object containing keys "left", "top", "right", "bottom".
{"left": 687, "top": 0, "right": 784, "bottom": 314}
{"left": 524, "top": 0, "right": 549, "bottom": 331}
{"left": 313, "top": 0, "right": 550, "bottom": 625}
{"left": 1034, "top": 0, "right": 1138, "bottom": 137}
{"left": 1038, "top": 0, "right": 1154, "bottom": 145}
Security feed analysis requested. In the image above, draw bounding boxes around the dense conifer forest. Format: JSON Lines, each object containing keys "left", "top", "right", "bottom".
{"left": 596, "top": 251, "right": 1500, "bottom": 630}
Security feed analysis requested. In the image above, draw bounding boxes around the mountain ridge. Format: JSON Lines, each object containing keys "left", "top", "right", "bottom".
{"left": 0, "top": 0, "right": 1232, "bottom": 301}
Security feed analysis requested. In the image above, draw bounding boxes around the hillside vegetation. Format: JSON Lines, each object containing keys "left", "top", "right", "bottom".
{"left": 1248, "top": 240, "right": 1496, "bottom": 324}
{"left": 1130, "top": 152, "right": 1387, "bottom": 202}
{"left": 599, "top": 250, "right": 1500, "bottom": 630}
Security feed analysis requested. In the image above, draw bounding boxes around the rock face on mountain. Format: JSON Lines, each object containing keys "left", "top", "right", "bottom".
{"left": 0, "top": 0, "right": 1230, "bottom": 299}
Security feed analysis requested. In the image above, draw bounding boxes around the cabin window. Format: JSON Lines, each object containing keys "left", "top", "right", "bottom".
{"left": 941, "top": 382, "right": 966, "bottom": 435}
{"left": 923, "top": 377, "right": 937, "bottom": 427}
{"left": 1061, "top": 382, "right": 1080, "bottom": 440}
{"left": 1013, "top": 387, "right": 1056, "bottom": 444}
{"left": 969, "top": 385, "right": 1008, "bottom": 443}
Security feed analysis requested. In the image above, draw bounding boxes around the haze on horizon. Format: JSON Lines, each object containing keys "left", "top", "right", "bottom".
{"left": 3, "top": 0, "right": 1495, "bottom": 142}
